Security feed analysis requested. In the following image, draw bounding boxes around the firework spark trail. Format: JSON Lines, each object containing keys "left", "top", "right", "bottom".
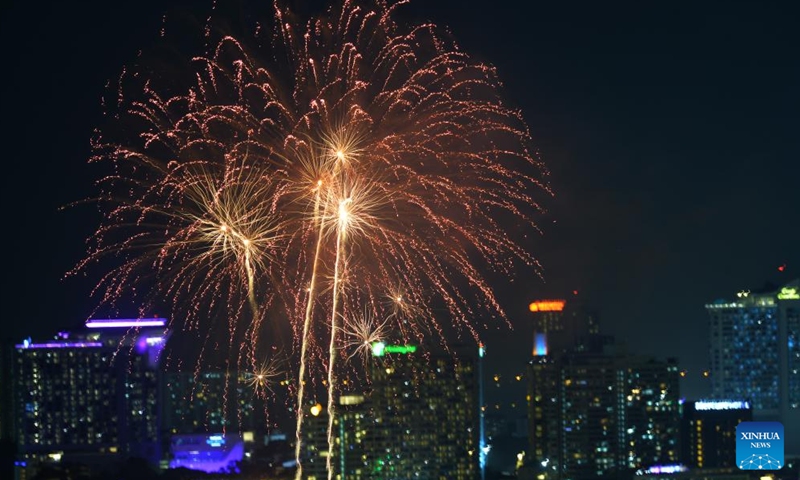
{"left": 325, "top": 196, "right": 351, "bottom": 479}
{"left": 76, "top": 0, "right": 550, "bottom": 476}
{"left": 293, "top": 180, "right": 325, "bottom": 479}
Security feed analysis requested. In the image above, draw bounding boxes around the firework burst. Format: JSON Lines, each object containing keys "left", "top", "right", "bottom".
{"left": 244, "top": 356, "right": 285, "bottom": 399}
{"left": 342, "top": 309, "right": 391, "bottom": 364}
{"left": 76, "top": 0, "right": 550, "bottom": 477}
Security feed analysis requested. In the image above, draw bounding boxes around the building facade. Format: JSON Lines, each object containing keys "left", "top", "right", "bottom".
{"left": 301, "top": 395, "right": 371, "bottom": 480}
{"left": 301, "top": 343, "right": 482, "bottom": 479}
{"left": 527, "top": 352, "right": 681, "bottom": 479}
{"left": 680, "top": 400, "right": 752, "bottom": 469}
{"left": 528, "top": 299, "right": 600, "bottom": 357}
{"left": 368, "top": 344, "right": 480, "bottom": 479}
{"left": 161, "top": 370, "right": 262, "bottom": 436}
{"left": 705, "top": 279, "right": 800, "bottom": 454}
{"left": 12, "top": 318, "right": 169, "bottom": 476}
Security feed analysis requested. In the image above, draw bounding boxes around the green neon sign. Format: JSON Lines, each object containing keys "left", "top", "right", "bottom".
{"left": 370, "top": 342, "right": 417, "bottom": 356}
{"left": 777, "top": 287, "right": 799, "bottom": 300}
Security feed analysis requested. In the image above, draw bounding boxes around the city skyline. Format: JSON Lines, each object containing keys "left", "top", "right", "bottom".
{"left": 11, "top": 307, "right": 799, "bottom": 479}
{"left": 2, "top": 0, "right": 799, "bottom": 407}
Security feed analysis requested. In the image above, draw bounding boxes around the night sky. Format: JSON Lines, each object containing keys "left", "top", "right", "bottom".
{"left": 2, "top": 0, "right": 798, "bottom": 403}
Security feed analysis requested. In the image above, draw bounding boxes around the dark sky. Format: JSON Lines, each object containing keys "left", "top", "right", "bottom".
{"left": 2, "top": 0, "right": 798, "bottom": 402}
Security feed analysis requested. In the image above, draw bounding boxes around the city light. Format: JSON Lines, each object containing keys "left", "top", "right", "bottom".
{"left": 85, "top": 318, "right": 167, "bottom": 328}
{"left": 529, "top": 300, "right": 565, "bottom": 312}
{"left": 641, "top": 464, "right": 687, "bottom": 474}
{"left": 533, "top": 333, "right": 548, "bottom": 356}
{"left": 371, "top": 342, "right": 386, "bottom": 357}
{"left": 170, "top": 434, "right": 244, "bottom": 473}
{"left": 694, "top": 400, "right": 750, "bottom": 411}
{"left": 705, "top": 302, "right": 744, "bottom": 309}
{"left": 16, "top": 341, "right": 103, "bottom": 349}
{"left": 777, "top": 287, "right": 799, "bottom": 300}
{"left": 339, "top": 395, "right": 364, "bottom": 406}
{"left": 370, "top": 342, "right": 417, "bottom": 356}
{"left": 206, "top": 435, "right": 226, "bottom": 447}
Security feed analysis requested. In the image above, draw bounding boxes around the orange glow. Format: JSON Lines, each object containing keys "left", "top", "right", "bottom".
{"left": 529, "top": 300, "right": 565, "bottom": 312}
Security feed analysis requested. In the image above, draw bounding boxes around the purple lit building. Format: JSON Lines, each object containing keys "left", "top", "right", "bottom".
{"left": 168, "top": 433, "right": 245, "bottom": 474}
{"left": 12, "top": 318, "right": 169, "bottom": 476}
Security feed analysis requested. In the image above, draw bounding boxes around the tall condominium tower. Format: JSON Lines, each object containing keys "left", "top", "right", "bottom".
{"left": 528, "top": 299, "right": 602, "bottom": 357}
{"left": 13, "top": 318, "right": 169, "bottom": 475}
{"left": 299, "top": 343, "right": 483, "bottom": 480}
{"left": 527, "top": 352, "right": 681, "bottom": 479}
{"left": 368, "top": 343, "right": 481, "bottom": 479}
{"left": 705, "top": 279, "right": 799, "bottom": 454}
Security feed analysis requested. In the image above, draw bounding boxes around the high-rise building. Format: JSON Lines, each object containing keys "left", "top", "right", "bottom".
{"left": 368, "top": 342, "right": 480, "bottom": 479}
{"left": 301, "top": 395, "right": 370, "bottom": 480}
{"left": 624, "top": 357, "right": 682, "bottom": 469}
{"left": 12, "top": 318, "right": 169, "bottom": 476}
{"left": 705, "top": 278, "right": 799, "bottom": 454}
{"left": 680, "top": 400, "right": 752, "bottom": 469}
{"left": 0, "top": 341, "right": 13, "bottom": 442}
{"left": 162, "top": 370, "right": 262, "bottom": 436}
{"left": 160, "top": 366, "right": 282, "bottom": 475}
{"left": 527, "top": 355, "right": 562, "bottom": 473}
{"left": 300, "top": 401, "right": 329, "bottom": 479}
{"left": 528, "top": 299, "right": 600, "bottom": 357}
{"left": 301, "top": 343, "right": 482, "bottom": 479}
{"left": 527, "top": 351, "right": 681, "bottom": 479}
{"left": 335, "top": 394, "right": 371, "bottom": 479}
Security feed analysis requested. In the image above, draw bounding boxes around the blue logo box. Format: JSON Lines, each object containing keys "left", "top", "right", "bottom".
{"left": 736, "top": 421, "right": 784, "bottom": 470}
